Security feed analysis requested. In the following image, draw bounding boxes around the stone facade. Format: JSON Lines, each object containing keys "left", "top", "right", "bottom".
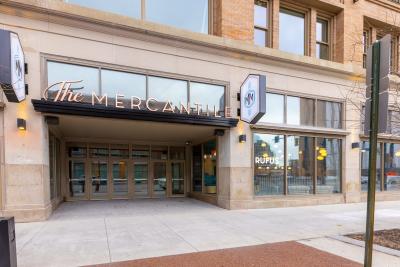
{"left": 0, "top": 0, "right": 400, "bottom": 222}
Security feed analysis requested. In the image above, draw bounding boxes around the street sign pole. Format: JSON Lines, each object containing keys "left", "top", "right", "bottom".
{"left": 364, "top": 41, "right": 380, "bottom": 267}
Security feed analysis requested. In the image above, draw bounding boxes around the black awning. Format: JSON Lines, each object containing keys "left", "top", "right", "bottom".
{"left": 31, "top": 99, "right": 238, "bottom": 128}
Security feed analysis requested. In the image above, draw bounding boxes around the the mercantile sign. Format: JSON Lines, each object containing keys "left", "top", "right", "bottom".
{"left": 43, "top": 80, "right": 232, "bottom": 118}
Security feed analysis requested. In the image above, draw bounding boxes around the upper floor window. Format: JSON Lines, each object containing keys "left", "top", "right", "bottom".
{"left": 64, "top": 0, "right": 209, "bottom": 34}
{"left": 279, "top": 8, "right": 305, "bottom": 55}
{"left": 316, "top": 18, "right": 329, "bottom": 60}
{"left": 259, "top": 92, "right": 343, "bottom": 129}
{"left": 362, "top": 29, "right": 370, "bottom": 69}
{"left": 254, "top": 0, "right": 269, "bottom": 47}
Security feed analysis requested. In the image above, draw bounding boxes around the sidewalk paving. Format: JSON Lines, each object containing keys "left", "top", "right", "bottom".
{"left": 15, "top": 199, "right": 400, "bottom": 267}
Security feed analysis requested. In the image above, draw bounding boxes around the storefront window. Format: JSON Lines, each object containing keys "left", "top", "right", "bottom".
{"left": 148, "top": 76, "right": 188, "bottom": 110}
{"left": 47, "top": 61, "right": 99, "bottom": 101}
{"left": 254, "top": 134, "right": 284, "bottom": 195}
{"left": 146, "top": 0, "right": 209, "bottom": 33}
{"left": 151, "top": 146, "right": 168, "bottom": 160}
{"left": 110, "top": 145, "right": 129, "bottom": 158}
{"left": 316, "top": 138, "right": 341, "bottom": 194}
{"left": 279, "top": 8, "right": 305, "bottom": 55}
{"left": 170, "top": 147, "right": 185, "bottom": 160}
{"left": 190, "top": 82, "right": 225, "bottom": 116}
{"left": 384, "top": 143, "right": 400, "bottom": 191}
{"left": 287, "top": 136, "right": 314, "bottom": 195}
{"left": 317, "top": 100, "right": 342, "bottom": 129}
{"left": 192, "top": 145, "right": 203, "bottom": 192}
{"left": 286, "top": 96, "right": 314, "bottom": 126}
{"left": 132, "top": 146, "right": 150, "bottom": 159}
{"left": 101, "top": 69, "right": 146, "bottom": 106}
{"left": 64, "top": 0, "right": 141, "bottom": 19}
{"left": 90, "top": 145, "right": 109, "bottom": 157}
{"left": 259, "top": 93, "right": 284, "bottom": 124}
{"left": 361, "top": 141, "right": 381, "bottom": 191}
{"left": 203, "top": 140, "right": 217, "bottom": 194}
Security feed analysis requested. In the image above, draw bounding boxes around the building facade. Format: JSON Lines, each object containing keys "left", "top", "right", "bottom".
{"left": 1, "top": 0, "right": 400, "bottom": 222}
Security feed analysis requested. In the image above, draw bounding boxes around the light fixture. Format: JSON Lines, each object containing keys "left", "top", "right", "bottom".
{"left": 239, "top": 134, "right": 247, "bottom": 143}
{"left": 185, "top": 141, "right": 192, "bottom": 146}
{"left": 395, "top": 151, "right": 400, "bottom": 157}
{"left": 261, "top": 143, "right": 266, "bottom": 147}
{"left": 17, "top": 118, "right": 26, "bottom": 130}
{"left": 351, "top": 142, "right": 360, "bottom": 149}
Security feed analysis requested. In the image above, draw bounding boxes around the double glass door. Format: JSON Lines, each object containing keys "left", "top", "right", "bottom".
{"left": 67, "top": 144, "right": 185, "bottom": 200}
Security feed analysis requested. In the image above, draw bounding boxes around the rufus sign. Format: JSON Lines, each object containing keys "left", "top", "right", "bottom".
{"left": 240, "top": 74, "right": 266, "bottom": 124}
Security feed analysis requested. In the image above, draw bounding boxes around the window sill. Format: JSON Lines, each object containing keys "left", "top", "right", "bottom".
{"left": 251, "top": 123, "right": 350, "bottom": 136}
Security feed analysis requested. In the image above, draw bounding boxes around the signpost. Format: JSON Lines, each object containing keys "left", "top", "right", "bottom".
{"left": 363, "top": 34, "right": 391, "bottom": 267}
{"left": 240, "top": 74, "right": 266, "bottom": 124}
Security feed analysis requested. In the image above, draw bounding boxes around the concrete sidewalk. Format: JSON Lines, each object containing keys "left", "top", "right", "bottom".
{"left": 15, "top": 199, "right": 400, "bottom": 267}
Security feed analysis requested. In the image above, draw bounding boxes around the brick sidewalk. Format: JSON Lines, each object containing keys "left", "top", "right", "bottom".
{"left": 91, "top": 241, "right": 361, "bottom": 267}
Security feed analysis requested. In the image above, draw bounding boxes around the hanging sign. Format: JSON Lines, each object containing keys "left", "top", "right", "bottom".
{"left": 240, "top": 74, "right": 266, "bottom": 124}
{"left": 0, "top": 30, "right": 26, "bottom": 103}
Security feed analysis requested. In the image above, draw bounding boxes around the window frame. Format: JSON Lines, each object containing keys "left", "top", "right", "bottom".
{"left": 316, "top": 17, "right": 330, "bottom": 60}
{"left": 252, "top": 132, "right": 343, "bottom": 196}
{"left": 254, "top": 0, "right": 271, "bottom": 47}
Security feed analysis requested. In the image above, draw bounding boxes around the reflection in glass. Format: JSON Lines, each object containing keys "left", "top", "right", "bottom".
{"left": 112, "top": 161, "right": 128, "bottom": 196}
{"left": 254, "top": 28, "right": 267, "bottom": 46}
{"left": 254, "top": 1, "right": 268, "bottom": 27}
{"left": 259, "top": 93, "right": 284, "bottom": 124}
{"left": 171, "top": 162, "right": 184, "bottom": 195}
{"left": 110, "top": 147, "right": 129, "bottom": 158}
{"left": 101, "top": 69, "right": 146, "bottom": 106}
{"left": 151, "top": 146, "right": 168, "bottom": 160}
{"left": 148, "top": 76, "right": 188, "bottom": 110}
{"left": 170, "top": 147, "right": 185, "bottom": 160}
{"left": 287, "top": 136, "right": 313, "bottom": 195}
{"left": 361, "top": 141, "right": 381, "bottom": 191}
{"left": 384, "top": 143, "right": 400, "bottom": 191}
{"left": 69, "top": 160, "right": 85, "bottom": 197}
{"left": 153, "top": 162, "right": 167, "bottom": 197}
{"left": 192, "top": 145, "right": 203, "bottom": 192}
{"left": 317, "top": 100, "right": 342, "bottom": 129}
{"left": 91, "top": 161, "right": 108, "bottom": 195}
{"left": 316, "top": 19, "right": 329, "bottom": 60}
{"left": 65, "top": 0, "right": 141, "bottom": 18}
{"left": 68, "top": 146, "right": 87, "bottom": 157}
{"left": 286, "top": 96, "right": 314, "bottom": 126}
{"left": 316, "top": 138, "right": 341, "bottom": 194}
{"left": 146, "top": 0, "right": 209, "bottom": 33}
{"left": 203, "top": 140, "right": 217, "bottom": 194}
{"left": 134, "top": 162, "right": 148, "bottom": 197}
{"left": 47, "top": 61, "right": 99, "bottom": 101}
{"left": 253, "top": 134, "right": 284, "bottom": 195}
{"left": 90, "top": 146, "right": 109, "bottom": 157}
{"left": 190, "top": 82, "right": 225, "bottom": 116}
{"left": 279, "top": 9, "right": 305, "bottom": 55}
{"left": 132, "top": 146, "right": 150, "bottom": 159}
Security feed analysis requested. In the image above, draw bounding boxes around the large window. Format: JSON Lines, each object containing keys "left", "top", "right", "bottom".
{"left": 316, "top": 18, "right": 329, "bottom": 60}
{"left": 192, "top": 140, "right": 217, "bottom": 194}
{"left": 46, "top": 61, "right": 226, "bottom": 113}
{"left": 146, "top": 0, "right": 209, "bottom": 33}
{"left": 254, "top": 133, "right": 342, "bottom": 196}
{"left": 258, "top": 92, "right": 343, "bottom": 129}
{"left": 64, "top": 0, "right": 209, "bottom": 34}
{"left": 254, "top": 0, "right": 269, "bottom": 47}
{"left": 362, "top": 141, "right": 400, "bottom": 192}
{"left": 279, "top": 8, "right": 305, "bottom": 55}
{"left": 254, "top": 134, "right": 285, "bottom": 195}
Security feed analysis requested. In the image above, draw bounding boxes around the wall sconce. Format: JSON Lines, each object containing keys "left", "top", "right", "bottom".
{"left": 239, "top": 134, "right": 247, "bottom": 143}
{"left": 351, "top": 142, "right": 360, "bottom": 149}
{"left": 17, "top": 118, "right": 26, "bottom": 131}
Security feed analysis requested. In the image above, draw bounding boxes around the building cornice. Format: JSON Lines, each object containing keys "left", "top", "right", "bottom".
{"left": 0, "top": 0, "right": 364, "bottom": 78}
{"left": 365, "top": 0, "right": 400, "bottom": 13}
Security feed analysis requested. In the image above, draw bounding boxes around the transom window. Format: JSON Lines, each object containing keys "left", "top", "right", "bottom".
{"left": 258, "top": 92, "right": 343, "bottom": 129}
{"left": 64, "top": 0, "right": 209, "bottom": 34}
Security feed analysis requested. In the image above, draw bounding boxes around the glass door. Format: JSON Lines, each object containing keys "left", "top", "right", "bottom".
{"left": 171, "top": 162, "right": 185, "bottom": 195}
{"left": 68, "top": 160, "right": 86, "bottom": 198}
{"left": 152, "top": 162, "right": 167, "bottom": 197}
{"left": 134, "top": 162, "right": 149, "bottom": 197}
{"left": 112, "top": 160, "right": 128, "bottom": 198}
{"left": 91, "top": 160, "right": 109, "bottom": 199}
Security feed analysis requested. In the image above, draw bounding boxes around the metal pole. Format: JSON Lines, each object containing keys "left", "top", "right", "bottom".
{"left": 364, "top": 41, "right": 380, "bottom": 267}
